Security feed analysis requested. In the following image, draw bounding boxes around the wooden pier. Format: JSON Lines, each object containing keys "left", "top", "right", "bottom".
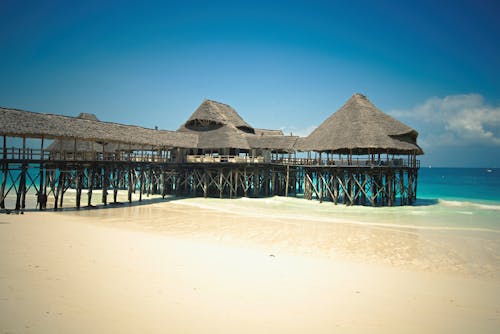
{"left": 0, "top": 147, "right": 418, "bottom": 211}
{"left": 0, "top": 94, "right": 422, "bottom": 211}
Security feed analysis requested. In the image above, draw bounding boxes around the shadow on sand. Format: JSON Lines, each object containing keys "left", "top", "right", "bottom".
{"left": 4, "top": 195, "right": 187, "bottom": 214}
{"left": 411, "top": 198, "right": 439, "bottom": 206}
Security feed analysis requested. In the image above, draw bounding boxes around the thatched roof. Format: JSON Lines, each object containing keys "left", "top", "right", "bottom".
{"left": 185, "top": 124, "right": 251, "bottom": 150}
{"left": 2, "top": 95, "right": 423, "bottom": 155}
{"left": 178, "top": 100, "right": 295, "bottom": 151}
{"left": 246, "top": 135, "right": 298, "bottom": 152}
{"left": 181, "top": 99, "right": 255, "bottom": 134}
{"left": 254, "top": 128, "right": 284, "bottom": 136}
{"left": 77, "top": 113, "right": 99, "bottom": 121}
{"left": 47, "top": 113, "right": 128, "bottom": 152}
{"left": 0, "top": 107, "right": 198, "bottom": 149}
{"left": 298, "top": 94, "right": 423, "bottom": 154}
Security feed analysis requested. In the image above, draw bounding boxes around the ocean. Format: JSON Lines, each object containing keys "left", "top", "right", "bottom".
{"left": 3, "top": 166, "right": 498, "bottom": 277}
{"left": 2, "top": 166, "right": 499, "bottom": 205}
{"left": 173, "top": 167, "right": 500, "bottom": 237}
{"left": 418, "top": 167, "right": 500, "bottom": 204}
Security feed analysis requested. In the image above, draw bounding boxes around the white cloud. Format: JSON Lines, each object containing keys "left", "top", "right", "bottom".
{"left": 391, "top": 94, "right": 500, "bottom": 146}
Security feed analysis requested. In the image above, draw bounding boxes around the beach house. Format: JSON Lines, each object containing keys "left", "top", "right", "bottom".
{"left": 0, "top": 94, "right": 422, "bottom": 210}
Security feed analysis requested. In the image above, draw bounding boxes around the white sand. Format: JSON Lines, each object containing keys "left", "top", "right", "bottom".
{"left": 1, "top": 199, "right": 499, "bottom": 333}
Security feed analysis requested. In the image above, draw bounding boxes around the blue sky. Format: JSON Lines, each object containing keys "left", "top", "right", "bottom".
{"left": 1, "top": 0, "right": 499, "bottom": 167}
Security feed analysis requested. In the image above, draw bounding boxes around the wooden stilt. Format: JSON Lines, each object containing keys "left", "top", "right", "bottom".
{"left": 87, "top": 167, "right": 94, "bottom": 207}
{"left": 128, "top": 167, "right": 133, "bottom": 203}
{"left": 59, "top": 170, "right": 66, "bottom": 208}
{"left": 113, "top": 168, "right": 119, "bottom": 203}
{"left": 139, "top": 169, "right": 144, "bottom": 202}
{"left": 102, "top": 166, "right": 108, "bottom": 205}
{"left": 53, "top": 170, "right": 63, "bottom": 211}
{"left": 319, "top": 171, "right": 323, "bottom": 203}
{"left": 285, "top": 164, "right": 290, "bottom": 197}
{"left": 0, "top": 163, "right": 6, "bottom": 209}
{"left": 76, "top": 168, "right": 82, "bottom": 209}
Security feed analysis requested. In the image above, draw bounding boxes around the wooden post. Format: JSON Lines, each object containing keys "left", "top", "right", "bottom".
{"left": 102, "top": 166, "right": 108, "bottom": 205}
{"left": 234, "top": 170, "right": 239, "bottom": 197}
{"left": 128, "top": 167, "right": 133, "bottom": 203}
{"left": 20, "top": 137, "right": 28, "bottom": 209}
{"left": 76, "top": 168, "right": 82, "bottom": 209}
{"left": 0, "top": 135, "right": 6, "bottom": 209}
{"left": 59, "top": 170, "right": 66, "bottom": 208}
{"left": 38, "top": 137, "right": 45, "bottom": 210}
{"left": 360, "top": 173, "right": 366, "bottom": 205}
{"left": 219, "top": 169, "right": 223, "bottom": 198}
{"left": 88, "top": 167, "right": 94, "bottom": 207}
{"left": 407, "top": 169, "right": 413, "bottom": 205}
{"left": 272, "top": 168, "right": 278, "bottom": 197}
{"left": 285, "top": 164, "right": 290, "bottom": 197}
{"left": 113, "top": 168, "right": 119, "bottom": 203}
{"left": 387, "top": 173, "right": 392, "bottom": 206}
{"left": 399, "top": 170, "right": 404, "bottom": 206}
{"left": 0, "top": 164, "right": 6, "bottom": 209}
{"left": 229, "top": 170, "right": 233, "bottom": 199}
{"left": 54, "top": 170, "right": 62, "bottom": 211}
{"left": 147, "top": 168, "right": 152, "bottom": 196}
{"left": 243, "top": 169, "right": 248, "bottom": 197}
{"left": 14, "top": 138, "right": 27, "bottom": 211}
{"left": 319, "top": 171, "right": 324, "bottom": 202}
{"left": 15, "top": 165, "right": 25, "bottom": 211}
{"left": 414, "top": 170, "right": 418, "bottom": 200}
{"left": 203, "top": 171, "right": 208, "bottom": 198}
{"left": 304, "top": 170, "right": 310, "bottom": 200}
{"left": 139, "top": 168, "right": 144, "bottom": 202}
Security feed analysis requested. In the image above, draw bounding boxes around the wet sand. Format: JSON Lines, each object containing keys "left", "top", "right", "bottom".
{"left": 1, "top": 196, "right": 499, "bottom": 333}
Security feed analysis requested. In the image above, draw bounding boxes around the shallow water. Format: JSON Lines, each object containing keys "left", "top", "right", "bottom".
{"left": 3, "top": 167, "right": 500, "bottom": 279}
{"left": 165, "top": 196, "right": 500, "bottom": 278}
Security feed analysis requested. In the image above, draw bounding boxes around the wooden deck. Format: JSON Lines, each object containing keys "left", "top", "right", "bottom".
{"left": 1, "top": 147, "right": 419, "bottom": 211}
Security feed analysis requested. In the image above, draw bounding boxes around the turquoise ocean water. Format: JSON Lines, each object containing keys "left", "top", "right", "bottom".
{"left": 2, "top": 167, "right": 499, "bottom": 204}
{"left": 417, "top": 167, "right": 500, "bottom": 204}
{"left": 2, "top": 167, "right": 500, "bottom": 229}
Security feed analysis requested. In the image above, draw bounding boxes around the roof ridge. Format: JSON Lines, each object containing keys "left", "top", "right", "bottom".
{"left": 209, "top": 100, "right": 230, "bottom": 123}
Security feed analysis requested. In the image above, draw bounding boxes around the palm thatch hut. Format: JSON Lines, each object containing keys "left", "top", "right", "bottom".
{"left": 177, "top": 99, "right": 297, "bottom": 162}
{"left": 0, "top": 107, "right": 198, "bottom": 162}
{"left": 298, "top": 93, "right": 422, "bottom": 165}
{"left": 0, "top": 95, "right": 423, "bottom": 209}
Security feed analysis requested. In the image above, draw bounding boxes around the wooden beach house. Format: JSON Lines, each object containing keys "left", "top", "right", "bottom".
{"left": 297, "top": 93, "right": 422, "bottom": 206}
{"left": 0, "top": 94, "right": 422, "bottom": 211}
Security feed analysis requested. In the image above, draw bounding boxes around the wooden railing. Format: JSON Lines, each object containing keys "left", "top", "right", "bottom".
{"left": 1, "top": 148, "right": 174, "bottom": 163}
{"left": 271, "top": 157, "right": 420, "bottom": 168}
{"left": 2, "top": 148, "right": 420, "bottom": 168}
{"left": 1, "top": 148, "right": 51, "bottom": 160}
{"left": 186, "top": 155, "right": 265, "bottom": 164}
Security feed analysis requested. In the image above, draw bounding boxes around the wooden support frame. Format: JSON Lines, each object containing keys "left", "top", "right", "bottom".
{"left": 0, "top": 145, "right": 419, "bottom": 210}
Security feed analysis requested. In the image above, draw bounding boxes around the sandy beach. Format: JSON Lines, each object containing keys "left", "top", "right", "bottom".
{"left": 1, "top": 196, "right": 499, "bottom": 333}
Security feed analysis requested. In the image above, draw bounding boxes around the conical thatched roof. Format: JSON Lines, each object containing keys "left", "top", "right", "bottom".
{"left": 178, "top": 100, "right": 296, "bottom": 151}
{"left": 299, "top": 94, "right": 423, "bottom": 154}
{"left": 178, "top": 100, "right": 251, "bottom": 150}
{"left": 181, "top": 99, "right": 255, "bottom": 134}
